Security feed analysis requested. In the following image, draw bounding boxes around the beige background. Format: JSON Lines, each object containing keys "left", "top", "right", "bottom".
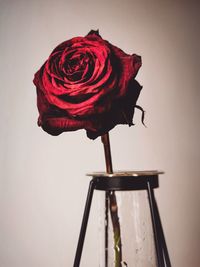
{"left": 0, "top": 0, "right": 200, "bottom": 266}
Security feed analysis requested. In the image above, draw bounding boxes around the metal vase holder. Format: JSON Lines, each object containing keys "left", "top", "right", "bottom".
{"left": 73, "top": 171, "right": 171, "bottom": 267}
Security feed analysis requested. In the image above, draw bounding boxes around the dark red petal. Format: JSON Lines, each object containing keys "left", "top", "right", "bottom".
{"left": 132, "top": 54, "right": 142, "bottom": 76}
{"left": 50, "top": 37, "right": 83, "bottom": 55}
{"left": 86, "top": 79, "right": 142, "bottom": 139}
{"left": 86, "top": 29, "right": 101, "bottom": 37}
{"left": 41, "top": 116, "right": 98, "bottom": 136}
{"left": 106, "top": 42, "right": 142, "bottom": 99}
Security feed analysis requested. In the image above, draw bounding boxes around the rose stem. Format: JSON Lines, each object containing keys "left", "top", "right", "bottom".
{"left": 101, "top": 133, "right": 122, "bottom": 267}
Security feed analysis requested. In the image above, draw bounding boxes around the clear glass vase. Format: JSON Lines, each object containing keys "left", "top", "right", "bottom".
{"left": 98, "top": 188, "right": 157, "bottom": 267}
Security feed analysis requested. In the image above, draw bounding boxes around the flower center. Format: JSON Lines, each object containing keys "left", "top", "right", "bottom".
{"left": 65, "top": 53, "right": 91, "bottom": 81}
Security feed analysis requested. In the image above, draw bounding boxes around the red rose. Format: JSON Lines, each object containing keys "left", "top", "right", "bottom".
{"left": 33, "top": 30, "right": 142, "bottom": 139}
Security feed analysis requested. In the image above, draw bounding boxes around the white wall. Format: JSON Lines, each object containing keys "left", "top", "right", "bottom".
{"left": 0, "top": 0, "right": 199, "bottom": 266}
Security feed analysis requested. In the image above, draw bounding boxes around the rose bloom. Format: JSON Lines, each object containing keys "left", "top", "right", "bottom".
{"left": 33, "top": 30, "right": 142, "bottom": 139}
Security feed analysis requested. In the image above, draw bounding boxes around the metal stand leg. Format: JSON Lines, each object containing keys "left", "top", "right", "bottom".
{"left": 152, "top": 190, "right": 172, "bottom": 267}
{"left": 147, "top": 181, "right": 165, "bottom": 267}
{"left": 105, "top": 191, "right": 109, "bottom": 267}
{"left": 147, "top": 181, "right": 171, "bottom": 267}
{"left": 73, "top": 180, "right": 95, "bottom": 267}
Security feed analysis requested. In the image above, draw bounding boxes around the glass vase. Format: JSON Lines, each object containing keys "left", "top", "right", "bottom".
{"left": 98, "top": 190, "right": 157, "bottom": 267}
{"left": 94, "top": 172, "right": 160, "bottom": 267}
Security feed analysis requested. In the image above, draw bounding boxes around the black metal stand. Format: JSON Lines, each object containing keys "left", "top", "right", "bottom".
{"left": 73, "top": 171, "right": 171, "bottom": 267}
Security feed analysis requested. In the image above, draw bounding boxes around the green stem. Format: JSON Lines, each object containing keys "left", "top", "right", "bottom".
{"left": 101, "top": 133, "right": 122, "bottom": 267}
{"left": 109, "top": 191, "right": 122, "bottom": 266}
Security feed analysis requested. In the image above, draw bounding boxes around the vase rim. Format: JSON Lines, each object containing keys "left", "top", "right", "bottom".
{"left": 86, "top": 170, "right": 164, "bottom": 177}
